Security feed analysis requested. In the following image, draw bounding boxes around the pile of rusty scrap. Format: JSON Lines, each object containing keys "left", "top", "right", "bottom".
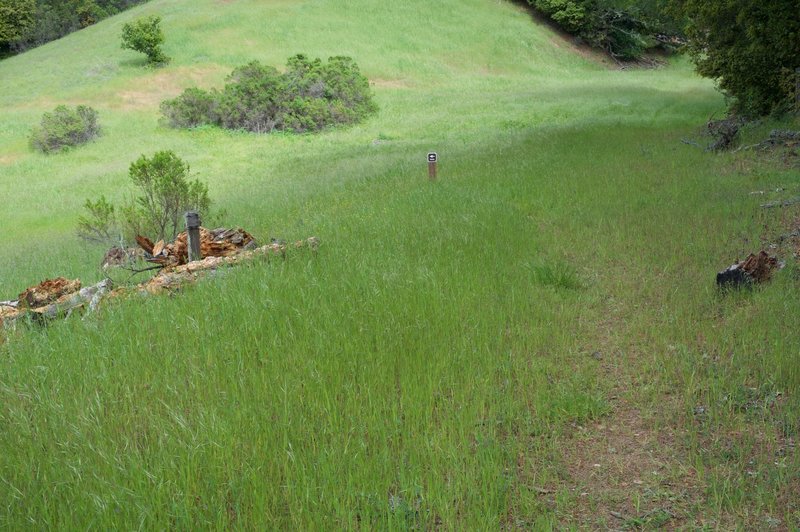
{"left": 1, "top": 234, "right": 319, "bottom": 331}
{"left": 716, "top": 251, "right": 784, "bottom": 288}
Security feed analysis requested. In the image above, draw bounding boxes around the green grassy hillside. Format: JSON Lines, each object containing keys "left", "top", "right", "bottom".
{"left": 1, "top": 0, "right": 799, "bottom": 528}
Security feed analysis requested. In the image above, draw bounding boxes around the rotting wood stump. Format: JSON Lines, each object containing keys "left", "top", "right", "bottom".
{"left": 136, "top": 227, "right": 256, "bottom": 267}
{"left": 18, "top": 277, "right": 81, "bottom": 309}
{"left": 716, "top": 251, "right": 783, "bottom": 288}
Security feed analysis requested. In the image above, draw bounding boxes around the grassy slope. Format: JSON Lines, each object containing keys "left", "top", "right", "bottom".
{"left": 1, "top": 0, "right": 799, "bottom": 528}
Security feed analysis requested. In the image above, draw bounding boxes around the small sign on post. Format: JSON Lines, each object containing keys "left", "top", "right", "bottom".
{"left": 185, "top": 211, "right": 202, "bottom": 262}
{"left": 427, "top": 152, "right": 438, "bottom": 180}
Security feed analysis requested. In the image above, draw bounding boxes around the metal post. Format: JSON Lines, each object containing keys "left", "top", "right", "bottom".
{"left": 185, "top": 211, "right": 201, "bottom": 262}
{"left": 427, "top": 152, "right": 438, "bottom": 180}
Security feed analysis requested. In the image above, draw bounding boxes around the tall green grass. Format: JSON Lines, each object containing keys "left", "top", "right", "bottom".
{"left": 1, "top": 0, "right": 798, "bottom": 528}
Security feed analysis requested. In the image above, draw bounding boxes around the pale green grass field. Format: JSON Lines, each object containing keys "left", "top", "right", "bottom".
{"left": 1, "top": 0, "right": 799, "bottom": 528}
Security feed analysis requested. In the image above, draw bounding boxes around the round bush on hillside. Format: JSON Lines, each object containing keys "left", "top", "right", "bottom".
{"left": 161, "top": 54, "right": 377, "bottom": 134}
{"left": 29, "top": 105, "right": 100, "bottom": 153}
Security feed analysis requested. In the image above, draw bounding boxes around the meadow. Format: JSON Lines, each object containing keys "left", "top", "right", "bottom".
{"left": 1, "top": 0, "right": 798, "bottom": 528}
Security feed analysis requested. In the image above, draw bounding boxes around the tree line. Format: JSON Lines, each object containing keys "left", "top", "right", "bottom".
{"left": 526, "top": 0, "right": 800, "bottom": 116}
{"left": 0, "top": 0, "right": 147, "bottom": 56}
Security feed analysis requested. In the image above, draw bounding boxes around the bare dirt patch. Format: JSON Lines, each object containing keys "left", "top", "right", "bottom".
{"left": 112, "top": 65, "right": 227, "bottom": 111}
{"left": 555, "top": 398, "right": 702, "bottom": 529}
{"left": 0, "top": 154, "right": 22, "bottom": 165}
{"left": 516, "top": 308, "right": 706, "bottom": 528}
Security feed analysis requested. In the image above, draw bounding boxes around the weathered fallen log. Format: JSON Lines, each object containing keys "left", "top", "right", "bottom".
{"left": 2, "top": 236, "right": 319, "bottom": 332}
{"left": 0, "top": 301, "right": 19, "bottom": 322}
{"left": 735, "top": 129, "right": 800, "bottom": 153}
{"left": 762, "top": 129, "right": 800, "bottom": 146}
{"left": 18, "top": 277, "right": 81, "bottom": 309}
{"left": 137, "top": 237, "right": 319, "bottom": 295}
{"left": 2, "top": 279, "right": 113, "bottom": 323}
{"left": 761, "top": 197, "right": 800, "bottom": 209}
{"left": 717, "top": 251, "right": 783, "bottom": 288}
{"left": 29, "top": 279, "right": 114, "bottom": 320}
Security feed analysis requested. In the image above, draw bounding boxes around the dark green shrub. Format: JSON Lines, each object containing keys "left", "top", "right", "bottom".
{"left": 30, "top": 105, "right": 100, "bottom": 153}
{"left": 160, "top": 87, "right": 216, "bottom": 128}
{"left": 669, "top": 0, "right": 800, "bottom": 116}
{"left": 161, "top": 54, "right": 377, "bottom": 134}
{"left": 537, "top": 0, "right": 589, "bottom": 33}
{"left": 213, "top": 61, "right": 284, "bottom": 133}
{"left": 593, "top": 7, "right": 655, "bottom": 61}
{"left": 121, "top": 15, "right": 168, "bottom": 64}
{"left": 526, "top": 0, "right": 675, "bottom": 61}
{"left": 79, "top": 151, "right": 212, "bottom": 244}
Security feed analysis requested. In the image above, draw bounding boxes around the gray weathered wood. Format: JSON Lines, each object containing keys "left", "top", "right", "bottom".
{"left": 760, "top": 197, "right": 800, "bottom": 209}
{"left": 185, "top": 211, "right": 202, "bottom": 262}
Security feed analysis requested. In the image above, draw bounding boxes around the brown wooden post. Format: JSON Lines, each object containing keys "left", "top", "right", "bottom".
{"left": 427, "top": 152, "right": 438, "bottom": 180}
{"left": 185, "top": 211, "right": 201, "bottom": 262}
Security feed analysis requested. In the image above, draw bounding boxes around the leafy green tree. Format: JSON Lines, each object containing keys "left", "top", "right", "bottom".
{"left": 121, "top": 15, "right": 168, "bottom": 64}
{"left": 78, "top": 151, "right": 213, "bottom": 245}
{"left": 0, "top": 0, "right": 35, "bottom": 53}
{"left": 125, "top": 151, "right": 209, "bottom": 241}
{"left": 670, "top": 0, "right": 800, "bottom": 116}
{"left": 525, "top": 0, "right": 677, "bottom": 60}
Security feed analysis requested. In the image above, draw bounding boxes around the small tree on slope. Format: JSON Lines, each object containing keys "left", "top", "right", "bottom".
{"left": 121, "top": 15, "right": 168, "bottom": 64}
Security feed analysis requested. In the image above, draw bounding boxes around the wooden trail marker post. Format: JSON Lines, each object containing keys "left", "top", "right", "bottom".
{"left": 185, "top": 211, "right": 201, "bottom": 262}
{"left": 427, "top": 152, "right": 438, "bottom": 180}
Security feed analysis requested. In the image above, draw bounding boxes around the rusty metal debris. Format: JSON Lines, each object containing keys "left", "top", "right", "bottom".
{"left": 1, "top": 235, "right": 319, "bottom": 334}
{"left": 716, "top": 251, "right": 784, "bottom": 288}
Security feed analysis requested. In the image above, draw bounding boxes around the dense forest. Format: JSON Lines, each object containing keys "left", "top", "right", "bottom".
{"left": 524, "top": 0, "right": 681, "bottom": 60}
{"left": 0, "top": 0, "right": 147, "bottom": 56}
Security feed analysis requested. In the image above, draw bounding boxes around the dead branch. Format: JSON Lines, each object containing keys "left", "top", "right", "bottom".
{"left": 760, "top": 197, "right": 800, "bottom": 209}
{"left": 681, "top": 138, "right": 703, "bottom": 149}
